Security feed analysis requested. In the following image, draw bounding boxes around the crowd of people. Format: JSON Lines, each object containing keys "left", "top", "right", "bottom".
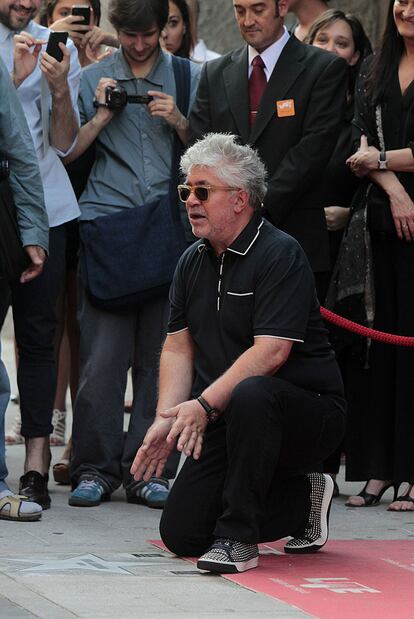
{"left": 1, "top": 0, "right": 414, "bottom": 574}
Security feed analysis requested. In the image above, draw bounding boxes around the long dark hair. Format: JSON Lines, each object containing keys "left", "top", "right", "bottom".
{"left": 305, "top": 9, "right": 372, "bottom": 95}
{"left": 366, "top": 0, "right": 404, "bottom": 104}
{"left": 169, "top": 0, "right": 192, "bottom": 58}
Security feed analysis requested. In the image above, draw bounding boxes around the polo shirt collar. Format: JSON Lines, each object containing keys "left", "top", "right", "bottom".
{"left": 198, "top": 213, "right": 263, "bottom": 256}
{"left": 114, "top": 46, "right": 166, "bottom": 86}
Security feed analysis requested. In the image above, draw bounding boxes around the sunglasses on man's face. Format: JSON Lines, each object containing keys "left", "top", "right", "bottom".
{"left": 177, "top": 184, "right": 239, "bottom": 203}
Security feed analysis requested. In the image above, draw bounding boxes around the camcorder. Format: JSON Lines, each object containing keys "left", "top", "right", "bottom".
{"left": 0, "top": 154, "right": 9, "bottom": 181}
{"left": 94, "top": 85, "right": 154, "bottom": 111}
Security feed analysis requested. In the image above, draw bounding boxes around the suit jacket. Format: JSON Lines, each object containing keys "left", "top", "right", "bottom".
{"left": 189, "top": 35, "right": 348, "bottom": 272}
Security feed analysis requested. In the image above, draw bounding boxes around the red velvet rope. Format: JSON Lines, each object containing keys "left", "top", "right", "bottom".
{"left": 320, "top": 307, "right": 414, "bottom": 347}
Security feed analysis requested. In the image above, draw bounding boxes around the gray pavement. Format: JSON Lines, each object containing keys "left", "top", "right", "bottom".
{"left": 1, "top": 311, "right": 414, "bottom": 619}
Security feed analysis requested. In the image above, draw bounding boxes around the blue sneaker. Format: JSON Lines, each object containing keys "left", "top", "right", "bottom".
{"left": 69, "top": 479, "right": 109, "bottom": 507}
{"left": 126, "top": 479, "right": 169, "bottom": 508}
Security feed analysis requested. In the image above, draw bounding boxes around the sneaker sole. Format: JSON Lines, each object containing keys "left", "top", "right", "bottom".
{"left": 68, "top": 494, "right": 110, "bottom": 507}
{"left": 126, "top": 495, "right": 166, "bottom": 509}
{"left": 0, "top": 513, "right": 42, "bottom": 522}
{"left": 197, "top": 556, "right": 259, "bottom": 574}
{"left": 284, "top": 474, "right": 334, "bottom": 554}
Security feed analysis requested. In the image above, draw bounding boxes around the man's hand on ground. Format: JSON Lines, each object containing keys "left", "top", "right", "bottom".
{"left": 130, "top": 418, "right": 175, "bottom": 482}
{"left": 21, "top": 245, "right": 46, "bottom": 283}
{"left": 161, "top": 399, "right": 208, "bottom": 460}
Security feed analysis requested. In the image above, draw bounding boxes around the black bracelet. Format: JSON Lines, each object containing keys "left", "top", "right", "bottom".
{"left": 197, "top": 395, "right": 220, "bottom": 423}
{"left": 93, "top": 98, "right": 108, "bottom": 109}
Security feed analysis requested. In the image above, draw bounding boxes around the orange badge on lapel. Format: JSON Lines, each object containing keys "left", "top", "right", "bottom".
{"left": 276, "top": 99, "right": 295, "bottom": 117}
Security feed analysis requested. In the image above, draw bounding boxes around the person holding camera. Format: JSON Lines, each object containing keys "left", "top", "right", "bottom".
{"left": 65, "top": 0, "right": 200, "bottom": 508}
{"left": 0, "top": 56, "right": 49, "bottom": 521}
{"left": 0, "top": 0, "right": 80, "bottom": 509}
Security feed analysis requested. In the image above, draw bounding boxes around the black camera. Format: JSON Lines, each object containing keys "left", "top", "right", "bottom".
{"left": 102, "top": 85, "right": 153, "bottom": 111}
{"left": 0, "top": 154, "right": 9, "bottom": 181}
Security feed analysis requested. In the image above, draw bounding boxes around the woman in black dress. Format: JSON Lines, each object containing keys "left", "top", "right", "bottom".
{"left": 305, "top": 10, "right": 372, "bottom": 495}
{"left": 346, "top": 0, "right": 414, "bottom": 511}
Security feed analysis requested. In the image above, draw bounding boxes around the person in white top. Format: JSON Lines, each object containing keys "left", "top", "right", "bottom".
{"left": 0, "top": 0, "right": 80, "bottom": 510}
{"left": 187, "top": 0, "right": 220, "bottom": 63}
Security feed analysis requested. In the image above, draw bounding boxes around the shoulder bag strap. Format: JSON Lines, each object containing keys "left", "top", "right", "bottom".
{"left": 169, "top": 56, "right": 191, "bottom": 228}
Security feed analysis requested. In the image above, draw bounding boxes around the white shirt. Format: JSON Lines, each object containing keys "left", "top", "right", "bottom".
{"left": 0, "top": 21, "right": 81, "bottom": 227}
{"left": 191, "top": 39, "right": 221, "bottom": 64}
{"left": 248, "top": 26, "right": 290, "bottom": 81}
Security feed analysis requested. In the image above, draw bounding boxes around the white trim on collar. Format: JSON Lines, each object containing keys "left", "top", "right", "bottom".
{"left": 227, "top": 219, "right": 263, "bottom": 256}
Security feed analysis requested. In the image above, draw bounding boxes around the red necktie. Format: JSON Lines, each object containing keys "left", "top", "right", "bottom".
{"left": 249, "top": 55, "right": 267, "bottom": 127}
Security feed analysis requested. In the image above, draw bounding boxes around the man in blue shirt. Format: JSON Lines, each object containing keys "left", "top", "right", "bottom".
{"left": 67, "top": 0, "right": 200, "bottom": 508}
{"left": 0, "top": 56, "right": 48, "bottom": 521}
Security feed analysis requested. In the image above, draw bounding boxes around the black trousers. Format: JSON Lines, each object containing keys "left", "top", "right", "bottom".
{"left": 346, "top": 234, "right": 414, "bottom": 482}
{"left": 10, "top": 225, "right": 67, "bottom": 438}
{"left": 161, "top": 376, "right": 346, "bottom": 556}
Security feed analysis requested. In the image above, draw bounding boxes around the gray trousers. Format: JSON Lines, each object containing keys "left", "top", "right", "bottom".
{"left": 71, "top": 284, "right": 180, "bottom": 493}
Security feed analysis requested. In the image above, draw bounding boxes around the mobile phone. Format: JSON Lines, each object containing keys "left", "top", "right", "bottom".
{"left": 45, "top": 31, "right": 68, "bottom": 62}
{"left": 71, "top": 5, "right": 91, "bottom": 25}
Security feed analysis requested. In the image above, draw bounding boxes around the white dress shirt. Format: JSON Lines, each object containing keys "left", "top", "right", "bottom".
{"left": 0, "top": 21, "right": 81, "bottom": 227}
{"left": 248, "top": 26, "right": 290, "bottom": 81}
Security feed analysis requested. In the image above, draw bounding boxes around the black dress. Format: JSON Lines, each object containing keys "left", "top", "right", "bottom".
{"left": 320, "top": 99, "right": 360, "bottom": 475}
{"left": 345, "top": 59, "right": 414, "bottom": 483}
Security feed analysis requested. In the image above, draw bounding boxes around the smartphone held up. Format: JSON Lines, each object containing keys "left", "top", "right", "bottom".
{"left": 45, "top": 31, "right": 68, "bottom": 62}
{"left": 71, "top": 5, "right": 91, "bottom": 25}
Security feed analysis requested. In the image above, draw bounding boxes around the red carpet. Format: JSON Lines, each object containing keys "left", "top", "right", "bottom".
{"left": 150, "top": 540, "right": 414, "bottom": 619}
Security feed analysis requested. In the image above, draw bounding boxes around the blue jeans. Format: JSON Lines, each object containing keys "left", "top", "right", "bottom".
{"left": 0, "top": 340, "right": 11, "bottom": 492}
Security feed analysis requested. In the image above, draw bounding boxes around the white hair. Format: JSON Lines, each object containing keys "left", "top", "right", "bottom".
{"left": 180, "top": 133, "right": 267, "bottom": 210}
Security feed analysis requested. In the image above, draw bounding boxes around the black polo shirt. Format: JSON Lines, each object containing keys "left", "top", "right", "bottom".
{"left": 168, "top": 213, "right": 344, "bottom": 398}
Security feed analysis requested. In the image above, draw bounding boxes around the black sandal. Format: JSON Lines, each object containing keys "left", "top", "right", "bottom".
{"left": 346, "top": 482, "right": 398, "bottom": 507}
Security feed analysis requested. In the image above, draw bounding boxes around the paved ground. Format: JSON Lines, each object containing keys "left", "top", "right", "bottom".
{"left": 1, "top": 312, "right": 414, "bottom": 619}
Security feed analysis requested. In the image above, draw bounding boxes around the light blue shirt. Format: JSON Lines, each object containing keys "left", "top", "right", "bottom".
{"left": 0, "top": 20, "right": 81, "bottom": 227}
{"left": 0, "top": 57, "right": 48, "bottom": 250}
{"left": 78, "top": 48, "right": 200, "bottom": 221}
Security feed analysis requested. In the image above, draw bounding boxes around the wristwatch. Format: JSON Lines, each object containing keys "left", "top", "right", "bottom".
{"left": 378, "top": 150, "right": 388, "bottom": 170}
{"left": 197, "top": 395, "right": 220, "bottom": 424}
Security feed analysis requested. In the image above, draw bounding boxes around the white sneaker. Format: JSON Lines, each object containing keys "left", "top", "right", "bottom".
{"left": 0, "top": 490, "right": 42, "bottom": 522}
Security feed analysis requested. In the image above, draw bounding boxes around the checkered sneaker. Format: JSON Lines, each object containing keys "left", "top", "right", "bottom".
{"left": 197, "top": 538, "right": 259, "bottom": 573}
{"left": 284, "top": 473, "right": 334, "bottom": 554}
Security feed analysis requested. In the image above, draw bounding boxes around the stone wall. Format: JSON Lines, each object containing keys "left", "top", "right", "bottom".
{"left": 100, "top": 1, "right": 389, "bottom": 53}
{"left": 197, "top": 0, "right": 388, "bottom": 54}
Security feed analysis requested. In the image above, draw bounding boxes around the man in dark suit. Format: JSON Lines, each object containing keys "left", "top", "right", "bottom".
{"left": 189, "top": 0, "right": 348, "bottom": 291}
